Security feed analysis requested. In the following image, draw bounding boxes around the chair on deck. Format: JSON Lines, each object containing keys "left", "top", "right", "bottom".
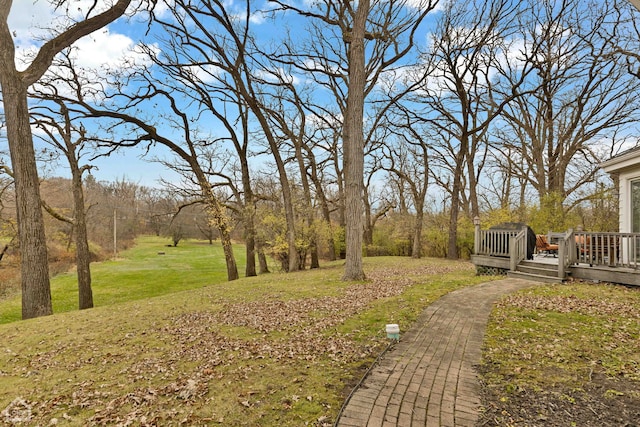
{"left": 582, "top": 235, "right": 619, "bottom": 266}
{"left": 536, "top": 234, "right": 559, "bottom": 257}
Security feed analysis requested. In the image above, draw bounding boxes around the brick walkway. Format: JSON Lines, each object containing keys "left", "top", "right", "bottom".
{"left": 335, "top": 278, "right": 539, "bottom": 427}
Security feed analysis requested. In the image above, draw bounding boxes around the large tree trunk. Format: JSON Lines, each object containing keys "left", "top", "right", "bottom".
{"left": 199, "top": 173, "right": 238, "bottom": 281}
{"left": 69, "top": 160, "right": 93, "bottom": 309}
{"left": 243, "top": 208, "right": 257, "bottom": 277}
{"left": 207, "top": 196, "right": 239, "bottom": 281}
{"left": 412, "top": 209, "right": 424, "bottom": 259}
{"left": 0, "top": 0, "right": 133, "bottom": 319}
{"left": 295, "top": 138, "right": 319, "bottom": 269}
{"left": 447, "top": 137, "right": 467, "bottom": 260}
{"left": 256, "top": 238, "right": 270, "bottom": 274}
{"left": 242, "top": 182, "right": 257, "bottom": 277}
{"left": 72, "top": 181, "right": 93, "bottom": 310}
{"left": 220, "top": 227, "right": 238, "bottom": 280}
{"left": 1, "top": 5, "right": 52, "bottom": 319}
{"left": 341, "top": 0, "right": 369, "bottom": 281}
{"left": 2, "top": 82, "right": 53, "bottom": 319}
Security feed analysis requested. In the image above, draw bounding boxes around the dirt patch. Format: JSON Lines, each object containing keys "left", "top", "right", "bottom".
{"left": 477, "top": 372, "right": 640, "bottom": 427}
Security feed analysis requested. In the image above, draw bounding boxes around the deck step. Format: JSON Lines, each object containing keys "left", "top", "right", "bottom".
{"left": 509, "top": 259, "right": 566, "bottom": 283}
{"left": 507, "top": 270, "right": 565, "bottom": 284}
{"left": 516, "top": 264, "right": 559, "bottom": 278}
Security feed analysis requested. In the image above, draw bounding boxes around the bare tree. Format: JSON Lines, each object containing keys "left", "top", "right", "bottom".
{"left": 303, "top": 113, "right": 345, "bottom": 261}
{"left": 30, "top": 82, "right": 95, "bottom": 310}
{"left": 253, "top": 72, "right": 325, "bottom": 269}
{"left": 497, "top": 0, "right": 640, "bottom": 212}
{"left": 0, "top": 0, "right": 145, "bottom": 319}
{"left": 39, "top": 47, "right": 242, "bottom": 280}
{"left": 137, "top": 30, "right": 261, "bottom": 276}
{"left": 86, "top": 89, "right": 241, "bottom": 280}
{"left": 136, "top": 186, "right": 172, "bottom": 237}
{"left": 270, "top": 0, "right": 439, "bottom": 278}
{"left": 0, "top": 164, "right": 17, "bottom": 268}
{"left": 148, "top": 0, "right": 304, "bottom": 272}
{"left": 339, "top": 0, "right": 370, "bottom": 279}
{"left": 406, "top": 0, "right": 527, "bottom": 258}
{"left": 381, "top": 115, "right": 431, "bottom": 258}
{"left": 362, "top": 181, "right": 395, "bottom": 252}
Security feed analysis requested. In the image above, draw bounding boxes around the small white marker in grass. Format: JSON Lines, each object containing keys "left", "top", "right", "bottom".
{"left": 386, "top": 324, "right": 400, "bottom": 341}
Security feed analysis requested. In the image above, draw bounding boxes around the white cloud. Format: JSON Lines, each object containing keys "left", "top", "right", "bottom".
{"left": 410, "top": 25, "right": 531, "bottom": 99}
{"left": 72, "top": 28, "right": 136, "bottom": 69}
{"left": 306, "top": 111, "right": 343, "bottom": 131}
{"left": 5, "top": 0, "right": 156, "bottom": 102}
{"left": 254, "top": 66, "right": 303, "bottom": 86}
{"left": 8, "top": 0, "right": 59, "bottom": 45}
{"left": 8, "top": 0, "right": 147, "bottom": 71}
{"left": 8, "top": 0, "right": 135, "bottom": 43}
{"left": 182, "top": 63, "right": 223, "bottom": 84}
{"left": 303, "top": 58, "right": 341, "bottom": 76}
{"left": 404, "top": 0, "right": 448, "bottom": 12}
{"left": 224, "top": 0, "right": 268, "bottom": 25}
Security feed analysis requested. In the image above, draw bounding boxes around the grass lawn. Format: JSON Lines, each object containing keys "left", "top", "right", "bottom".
{"left": 0, "top": 236, "right": 245, "bottom": 324}
{"left": 479, "top": 281, "right": 640, "bottom": 424}
{"left": 0, "top": 237, "right": 486, "bottom": 426}
{"left": 482, "top": 283, "right": 640, "bottom": 388}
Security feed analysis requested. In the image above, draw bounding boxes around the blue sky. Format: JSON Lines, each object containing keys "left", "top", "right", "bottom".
{"left": 4, "top": 0, "right": 632, "bottom": 194}
{"left": 3, "top": 0, "right": 440, "bottom": 188}
{"left": 4, "top": 0, "right": 181, "bottom": 187}
{"left": 4, "top": 0, "right": 362, "bottom": 188}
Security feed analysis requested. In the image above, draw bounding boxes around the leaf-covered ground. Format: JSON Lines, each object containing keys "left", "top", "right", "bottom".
{"left": 0, "top": 257, "right": 479, "bottom": 426}
{"left": 478, "top": 282, "right": 640, "bottom": 427}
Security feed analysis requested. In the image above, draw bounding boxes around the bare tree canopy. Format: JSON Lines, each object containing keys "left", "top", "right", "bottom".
{"left": 0, "top": 0, "right": 147, "bottom": 319}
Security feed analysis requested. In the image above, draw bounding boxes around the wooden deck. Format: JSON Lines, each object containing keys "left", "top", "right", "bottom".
{"left": 472, "top": 228, "right": 640, "bottom": 286}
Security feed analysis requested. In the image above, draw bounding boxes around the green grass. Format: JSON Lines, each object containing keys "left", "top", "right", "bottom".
{"left": 0, "top": 236, "right": 246, "bottom": 323}
{"left": 481, "top": 282, "right": 640, "bottom": 394}
{"left": 0, "top": 241, "right": 486, "bottom": 426}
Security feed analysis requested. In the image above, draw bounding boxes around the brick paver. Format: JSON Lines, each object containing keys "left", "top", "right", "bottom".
{"left": 335, "top": 278, "right": 539, "bottom": 427}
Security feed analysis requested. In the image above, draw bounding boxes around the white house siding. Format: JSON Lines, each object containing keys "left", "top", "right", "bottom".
{"left": 602, "top": 148, "right": 640, "bottom": 233}
{"left": 601, "top": 149, "right": 640, "bottom": 265}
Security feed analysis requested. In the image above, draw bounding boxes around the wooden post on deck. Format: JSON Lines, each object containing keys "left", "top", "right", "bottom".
{"left": 509, "top": 235, "right": 517, "bottom": 271}
{"left": 558, "top": 239, "right": 565, "bottom": 279}
{"left": 473, "top": 216, "right": 480, "bottom": 255}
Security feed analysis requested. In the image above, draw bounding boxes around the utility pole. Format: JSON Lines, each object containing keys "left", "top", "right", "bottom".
{"left": 113, "top": 208, "right": 117, "bottom": 258}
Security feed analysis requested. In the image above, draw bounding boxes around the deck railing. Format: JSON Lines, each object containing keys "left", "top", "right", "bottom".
{"left": 509, "top": 228, "right": 527, "bottom": 271}
{"left": 552, "top": 230, "right": 574, "bottom": 279}
{"left": 474, "top": 226, "right": 640, "bottom": 271}
{"left": 574, "top": 232, "right": 640, "bottom": 269}
{"left": 475, "top": 229, "right": 522, "bottom": 258}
